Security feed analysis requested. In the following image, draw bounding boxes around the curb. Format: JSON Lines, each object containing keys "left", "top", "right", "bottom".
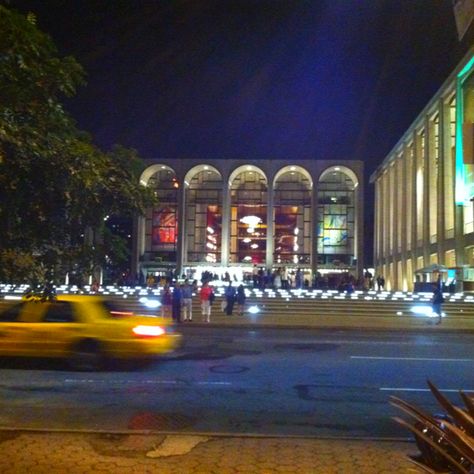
{"left": 176, "top": 321, "right": 474, "bottom": 334}
{"left": 0, "top": 426, "right": 413, "bottom": 443}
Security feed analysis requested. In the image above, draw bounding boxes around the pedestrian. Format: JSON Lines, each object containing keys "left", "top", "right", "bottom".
{"left": 224, "top": 281, "right": 236, "bottom": 316}
{"left": 295, "top": 268, "right": 303, "bottom": 289}
{"left": 431, "top": 284, "right": 445, "bottom": 325}
{"left": 282, "top": 267, "right": 288, "bottom": 289}
{"left": 91, "top": 279, "right": 100, "bottom": 293}
{"left": 200, "top": 281, "right": 213, "bottom": 323}
{"left": 181, "top": 279, "right": 193, "bottom": 322}
{"left": 274, "top": 268, "right": 282, "bottom": 289}
{"left": 160, "top": 284, "right": 172, "bottom": 318}
{"left": 252, "top": 264, "right": 258, "bottom": 288}
{"left": 236, "top": 284, "right": 246, "bottom": 316}
{"left": 172, "top": 283, "right": 182, "bottom": 323}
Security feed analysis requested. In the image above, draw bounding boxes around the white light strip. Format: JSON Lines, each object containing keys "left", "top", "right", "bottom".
{"left": 380, "top": 387, "right": 474, "bottom": 393}
{"left": 351, "top": 356, "right": 474, "bottom": 362}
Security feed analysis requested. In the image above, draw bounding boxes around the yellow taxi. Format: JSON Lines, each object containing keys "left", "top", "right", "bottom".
{"left": 0, "top": 294, "right": 182, "bottom": 369}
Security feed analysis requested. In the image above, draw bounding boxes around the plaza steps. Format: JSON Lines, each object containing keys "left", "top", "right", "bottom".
{"left": 105, "top": 291, "right": 474, "bottom": 321}
{"left": 1, "top": 288, "right": 473, "bottom": 324}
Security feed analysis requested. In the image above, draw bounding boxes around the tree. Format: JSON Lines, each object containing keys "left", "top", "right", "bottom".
{"left": 0, "top": 6, "right": 156, "bottom": 284}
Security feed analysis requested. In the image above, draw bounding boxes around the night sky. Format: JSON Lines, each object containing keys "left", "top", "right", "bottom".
{"left": 10, "top": 1, "right": 474, "bottom": 264}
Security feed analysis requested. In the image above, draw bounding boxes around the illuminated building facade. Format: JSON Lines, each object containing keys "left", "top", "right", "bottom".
{"left": 370, "top": 49, "right": 474, "bottom": 291}
{"left": 132, "top": 159, "right": 364, "bottom": 279}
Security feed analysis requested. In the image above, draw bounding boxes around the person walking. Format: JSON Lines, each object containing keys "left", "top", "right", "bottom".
{"left": 224, "top": 281, "right": 236, "bottom": 316}
{"left": 199, "top": 281, "right": 213, "bottom": 323}
{"left": 181, "top": 279, "right": 193, "bottom": 322}
{"left": 431, "top": 284, "right": 445, "bottom": 325}
{"left": 236, "top": 284, "right": 246, "bottom": 316}
{"left": 160, "top": 284, "right": 172, "bottom": 318}
{"left": 172, "top": 283, "right": 182, "bottom": 323}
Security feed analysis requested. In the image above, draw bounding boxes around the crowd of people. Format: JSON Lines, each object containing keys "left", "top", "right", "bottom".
{"left": 158, "top": 278, "right": 247, "bottom": 324}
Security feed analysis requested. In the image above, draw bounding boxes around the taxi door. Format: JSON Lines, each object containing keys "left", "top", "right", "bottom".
{"left": 0, "top": 302, "right": 46, "bottom": 356}
{"left": 27, "top": 301, "right": 83, "bottom": 357}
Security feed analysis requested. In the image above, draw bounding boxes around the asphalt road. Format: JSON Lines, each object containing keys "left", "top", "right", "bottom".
{"left": 0, "top": 327, "right": 472, "bottom": 439}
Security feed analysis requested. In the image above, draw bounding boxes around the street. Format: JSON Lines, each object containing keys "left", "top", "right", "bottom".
{"left": 0, "top": 327, "right": 472, "bottom": 439}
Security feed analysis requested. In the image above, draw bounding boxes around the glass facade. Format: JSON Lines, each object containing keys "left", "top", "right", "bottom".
{"left": 317, "top": 170, "right": 355, "bottom": 267}
{"left": 230, "top": 170, "right": 267, "bottom": 264}
{"left": 274, "top": 169, "right": 311, "bottom": 264}
{"left": 145, "top": 168, "right": 179, "bottom": 263}
{"left": 135, "top": 160, "right": 363, "bottom": 279}
{"left": 185, "top": 167, "right": 223, "bottom": 263}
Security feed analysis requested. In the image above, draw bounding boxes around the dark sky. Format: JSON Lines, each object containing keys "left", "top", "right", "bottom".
{"left": 9, "top": 0, "right": 474, "bottom": 264}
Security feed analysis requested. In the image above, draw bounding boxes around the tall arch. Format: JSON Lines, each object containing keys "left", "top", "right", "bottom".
{"left": 317, "top": 166, "right": 358, "bottom": 269}
{"left": 273, "top": 166, "right": 312, "bottom": 265}
{"left": 141, "top": 164, "right": 179, "bottom": 267}
{"left": 229, "top": 165, "right": 268, "bottom": 264}
{"left": 183, "top": 165, "right": 223, "bottom": 264}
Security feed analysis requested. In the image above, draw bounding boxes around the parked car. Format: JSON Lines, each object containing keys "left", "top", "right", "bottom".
{"left": 0, "top": 295, "right": 181, "bottom": 369}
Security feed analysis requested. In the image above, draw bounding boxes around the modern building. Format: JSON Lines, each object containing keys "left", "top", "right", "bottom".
{"left": 370, "top": 48, "right": 474, "bottom": 292}
{"left": 131, "top": 159, "right": 364, "bottom": 282}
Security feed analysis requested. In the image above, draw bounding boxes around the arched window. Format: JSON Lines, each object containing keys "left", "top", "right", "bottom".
{"left": 317, "top": 168, "right": 357, "bottom": 267}
{"left": 145, "top": 166, "right": 179, "bottom": 263}
{"left": 184, "top": 166, "right": 223, "bottom": 263}
{"left": 273, "top": 167, "right": 312, "bottom": 265}
{"left": 229, "top": 167, "right": 267, "bottom": 264}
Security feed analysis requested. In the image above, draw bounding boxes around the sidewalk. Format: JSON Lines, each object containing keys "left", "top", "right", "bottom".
{"left": 0, "top": 430, "right": 419, "bottom": 473}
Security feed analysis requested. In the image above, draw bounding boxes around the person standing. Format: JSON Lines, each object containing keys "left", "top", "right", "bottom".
{"left": 172, "top": 283, "right": 182, "bottom": 323}
{"left": 160, "top": 284, "right": 172, "bottom": 318}
{"left": 431, "top": 284, "right": 445, "bottom": 325}
{"left": 224, "top": 281, "right": 236, "bottom": 316}
{"left": 274, "top": 268, "right": 282, "bottom": 289}
{"left": 252, "top": 265, "right": 258, "bottom": 288}
{"left": 199, "top": 281, "right": 213, "bottom": 323}
{"left": 181, "top": 279, "right": 193, "bottom": 322}
{"left": 236, "top": 284, "right": 246, "bottom": 316}
{"left": 282, "top": 267, "right": 288, "bottom": 289}
{"left": 295, "top": 268, "right": 303, "bottom": 289}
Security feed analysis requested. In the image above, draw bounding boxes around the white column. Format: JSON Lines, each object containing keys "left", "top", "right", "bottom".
{"left": 266, "top": 184, "right": 274, "bottom": 269}
{"left": 221, "top": 180, "right": 230, "bottom": 266}
{"left": 176, "top": 186, "right": 185, "bottom": 276}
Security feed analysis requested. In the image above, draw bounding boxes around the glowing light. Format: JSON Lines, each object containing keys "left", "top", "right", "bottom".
{"left": 207, "top": 226, "right": 214, "bottom": 234}
{"left": 410, "top": 305, "right": 434, "bottom": 316}
{"left": 243, "top": 238, "right": 251, "bottom": 243}
{"left": 240, "top": 215, "right": 262, "bottom": 226}
{"left": 133, "top": 325, "right": 165, "bottom": 336}
{"left": 250, "top": 243, "right": 259, "bottom": 249}
{"left": 248, "top": 305, "right": 260, "bottom": 314}
{"left": 455, "top": 55, "right": 474, "bottom": 204}
{"left": 144, "top": 300, "right": 161, "bottom": 309}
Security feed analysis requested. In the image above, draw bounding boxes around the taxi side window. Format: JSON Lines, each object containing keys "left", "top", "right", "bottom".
{"left": 0, "top": 303, "right": 23, "bottom": 322}
{"left": 43, "top": 302, "right": 76, "bottom": 323}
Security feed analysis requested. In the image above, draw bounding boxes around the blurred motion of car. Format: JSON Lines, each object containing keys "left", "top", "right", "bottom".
{"left": 0, "top": 295, "right": 181, "bottom": 369}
